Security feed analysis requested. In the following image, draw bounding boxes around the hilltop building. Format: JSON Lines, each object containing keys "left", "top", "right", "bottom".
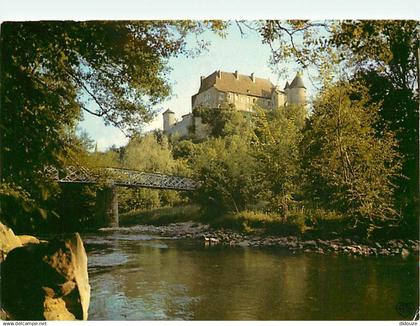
{"left": 163, "top": 70, "right": 306, "bottom": 139}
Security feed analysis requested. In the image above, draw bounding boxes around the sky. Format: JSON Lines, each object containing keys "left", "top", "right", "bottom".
{"left": 77, "top": 25, "right": 312, "bottom": 151}
{"left": 2, "top": 0, "right": 418, "bottom": 151}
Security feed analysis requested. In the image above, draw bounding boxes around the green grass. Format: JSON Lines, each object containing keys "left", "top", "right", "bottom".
{"left": 208, "top": 210, "right": 306, "bottom": 236}
{"left": 119, "top": 204, "right": 202, "bottom": 226}
{"left": 120, "top": 205, "right": 351, "bottom": 239}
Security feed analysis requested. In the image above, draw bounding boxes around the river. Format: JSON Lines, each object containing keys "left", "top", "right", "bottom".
{"left": 83, "top": 227, "right": 419, "bottom": 320}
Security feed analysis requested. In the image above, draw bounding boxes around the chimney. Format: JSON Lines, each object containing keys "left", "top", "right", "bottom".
{"left": 234, "top": 70, "right": 239, "bottom": 80}
{"left": 217, "top": 70, "right": 221, "bottom": 78}
{"left": 200, "top": 76, "right": 205, "bottom": 84}
{"left": 251, "top": 73, "right": 255, "bottom": 83}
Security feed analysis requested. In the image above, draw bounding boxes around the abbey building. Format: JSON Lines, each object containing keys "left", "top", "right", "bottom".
{"left": 163, "top": 70, "right": 306, "bottom": 139}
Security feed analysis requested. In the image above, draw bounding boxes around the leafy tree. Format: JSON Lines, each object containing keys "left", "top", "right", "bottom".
{"left": 0, "top": 21, "right": 225, "bottom": 229}
{"left": 190, "top": 100, "right": 306, "bottom": 218}
{"left": 118, "top": 133, "right": 189, "bottom": 213}
{"left": 252, "top": 106, "right": 304, "bottom": 216}
{"left": 302, "top": 82, "right": 402, "bottom": 235}
{"left": 172, "top": 139, "right": 197, "bottom": 161}
{"left": 193, "top": 101, "right": 253, "bottom": 138}
{"left": 189, "top": 135, "right": 260, "bottom": 214}
{"left": 257, "top": 19, "right": 419, "bottom": 224}
{"left": 123, "top": 133, "right": 178, "bottom": 172}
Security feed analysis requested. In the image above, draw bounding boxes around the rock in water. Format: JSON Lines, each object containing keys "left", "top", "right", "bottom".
{"left": 1, "top": 233, "right": 90, "bottom": 320}
{"left": 401, "top": 248, "right": 410, "bottom": 258}
{"left": 0, "top": 222, "right": 22, "bottom": 262}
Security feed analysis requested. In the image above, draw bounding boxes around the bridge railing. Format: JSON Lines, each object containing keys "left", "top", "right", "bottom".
{"left": 45, "top": 166, "right": 198, "bottom": 191}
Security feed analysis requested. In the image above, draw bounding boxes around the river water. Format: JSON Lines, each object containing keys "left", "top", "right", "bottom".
{"left": 83, "top": 228, "right": 419, "bottom": 320}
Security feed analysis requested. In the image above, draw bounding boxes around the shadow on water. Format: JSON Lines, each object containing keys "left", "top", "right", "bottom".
{"left": 83, "top": 230, "right": 419, "bottom": 320}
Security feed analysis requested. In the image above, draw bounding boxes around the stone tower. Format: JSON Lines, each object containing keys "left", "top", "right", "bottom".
{"left": 287, "top": 72, "right": 306, "bottom": 106}
{"left": 162, "top": 109, "right": 176, "bottom": 131}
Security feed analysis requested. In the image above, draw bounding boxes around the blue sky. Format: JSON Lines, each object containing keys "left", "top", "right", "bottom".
{"left": 78, "top": 24, "right": 312, "bottom": 151}
{"left": 3, "top": 0, "right": 417, "bottom": 151}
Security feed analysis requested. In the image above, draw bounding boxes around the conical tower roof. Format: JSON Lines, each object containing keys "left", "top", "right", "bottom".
{"left": 289, "top": 72, "right": 306, "bottom": 89}
{"left": 284, "top": 81, "right": 290, "bottom": 89}
{"left": 163, "top": 108, "right": 174, "bottom": 114}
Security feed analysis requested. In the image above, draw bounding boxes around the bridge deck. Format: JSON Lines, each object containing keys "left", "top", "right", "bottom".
{"left": 45, "top": 166, "right": 197, "bottom": 191}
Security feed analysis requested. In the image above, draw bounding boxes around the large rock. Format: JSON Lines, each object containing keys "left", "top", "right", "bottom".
{"left": 1, "top": 233, "right": 90, "bottom": 320}
{"left": 0, "top": 222, "right": 22, "bottom": 262}
{"left": 17, "top": 235, "right": 41, "bottom": 246}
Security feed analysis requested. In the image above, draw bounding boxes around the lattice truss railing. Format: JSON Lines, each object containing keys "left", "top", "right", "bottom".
{"left": 44, "top": 166, "right": 198, "bottom": 191}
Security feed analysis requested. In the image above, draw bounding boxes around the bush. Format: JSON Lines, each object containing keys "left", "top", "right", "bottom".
{"left": 208, "top": 210, "right": 305, "bottom": 236}
{"left": 303, "top": 207, "right": 352, "bottom": 239}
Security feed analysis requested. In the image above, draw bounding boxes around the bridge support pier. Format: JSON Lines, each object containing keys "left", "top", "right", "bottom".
{"left": 95, "top": 185, "right": 119, "bottom": 228}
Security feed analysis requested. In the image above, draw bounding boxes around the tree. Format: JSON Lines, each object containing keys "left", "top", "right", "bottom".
{"left": 189, "top": 135, "right": 261, "bottom": 214}
{"left": 193, "top": 100, "right": 252, "bottom": 138}
{"left": 257, "top": 20, "right": 419, "bottom": 223}
{"left": 190, "top": 99, "right": 306, "bottom": 218}
{"left": 302, "top": 82, "right": 401, "bottom": 234}
{"left": 0, "top": 21, "right": 226, "bottom": 229}
{"left": 251, "top": 106, "right": 304, "bottom": 216}
{"left": 123, "top": 133, "right": 177, "bottom": 173}
{"left": 118, "top": 133, "right": 188, "bottom": 213}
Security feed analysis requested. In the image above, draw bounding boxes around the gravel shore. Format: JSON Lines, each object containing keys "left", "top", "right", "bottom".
{"left": 100, "top": 221, "right": 419, "bottom": 257}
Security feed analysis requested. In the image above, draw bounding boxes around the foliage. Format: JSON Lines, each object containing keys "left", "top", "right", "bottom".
{"left": 257, "top": 19, "right": 419, "bottom": 226}
{"left": 210, "top": 210, "right": 304, "bottom": 236}
{"left": 117, "top": 133, "right": 189, "bottom": 213}
{"left": 0, "top": 21, "right": 225, "bottom": 230}
{"left": 301, "top": 81, "right": 402, "bottom": 233}
{"left": 193, "top": 101, "right": 253, "bottom": 138}
{"left": 53, "top": 183, "right": 98, "bottom": 232}
{"left": 123, "top": 133, "right": 178, "bottom": 172}
{"left": 302, "top": 208, "right": 352, "bottom": 240}
{"left": 172, "top": 140, "right": 197, "bottom": 160}
{"left": 119, "top": 204, "right": 201, "bottom": 227}
{"left": 189, "top": 134, "right": 260, "bottom": 214}
{"left": 118, "top": 188, "right": 162, "bottom": 213}
{"left": 189, "top": 103, "right": 306, "bottom": 219}
{"left": 251, "top": 106, "right": 304, "bottom": 215}
{"left": 87, "top": 150, "right": 121, "bottom": 168}
{"left": 0, "top": 183, "right": 37, "bottom": 232}
{"left": 331, "top": 21, "right": 419, "bottom": 224}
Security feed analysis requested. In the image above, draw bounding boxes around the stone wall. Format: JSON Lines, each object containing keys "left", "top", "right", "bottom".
{"left": 192, "top": 87, "right": 224, "bottom": 109}
{"left": 193, "top": 87, "right": 286, "bottom": 112}
{"left": 227, "top": 92, "right": 260, "bottom": 112}
{"left": 287, "top": 87, "right": 306, "bottom": 106}
{"left": 163, "top": 111, "right": 176, "bottom": 130}
{"left": 165, "top": 113, "right": 194, "bottom": 138}
{"left": 193, "top": 116, "right": 211, "bottom": 139}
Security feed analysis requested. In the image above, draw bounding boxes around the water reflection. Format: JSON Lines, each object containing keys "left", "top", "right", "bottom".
{"left": 84, "top": 232, "right": 418, "bottom": 320}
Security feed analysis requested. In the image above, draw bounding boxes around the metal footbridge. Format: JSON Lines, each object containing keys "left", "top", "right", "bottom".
{"left": 45, "top": 165, "right": 198, "bottom": 191}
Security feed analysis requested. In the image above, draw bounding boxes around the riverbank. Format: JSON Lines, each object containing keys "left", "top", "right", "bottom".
{"left": 102, "top": 221, "right": 420, "bottom": 257}
{"left": 120, "top": 205, "right": 202, "bottom": 226}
